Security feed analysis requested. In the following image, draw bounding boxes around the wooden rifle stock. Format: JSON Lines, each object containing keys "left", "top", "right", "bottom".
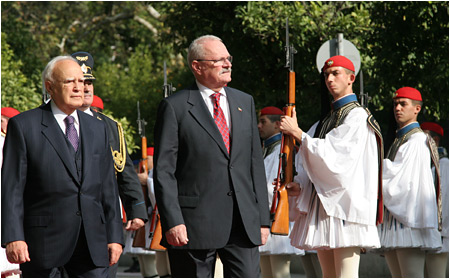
{"left": 148, "top": 204, "right": 166, "bottom": 251}
{"left": 271, "top": 72, "right": 296, "bottom": 236}
{"left": 271, "top": 19, "right": 296, "bottom": 235}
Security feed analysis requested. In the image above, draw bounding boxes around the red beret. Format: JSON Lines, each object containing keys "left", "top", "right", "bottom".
{"left": 1, "top": 107, "right": 20, "bottom": 118}
{"left": 322, "top": 55, "right": 355, "bottom": 72}
{"left": 421, "top": 122, "right": 444, "bottom": 136}
{"left": 92, "top": 95, "right": 104, "bottom": 110}
{"left": 147, "top": 147, "right": 154, "bottom": 156}
{"left": 260, "top": 106, "right": 283, "bottom": 116}
{"left": 393, "top": 87, "right": 422, "bottom": 101}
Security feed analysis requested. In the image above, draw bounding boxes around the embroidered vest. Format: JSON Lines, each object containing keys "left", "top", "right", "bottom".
{"left": 386, "top": 123, "right": 442, "bottom": 231}
{"left": 314, "top": 94, "right": 384, "bottom": 225}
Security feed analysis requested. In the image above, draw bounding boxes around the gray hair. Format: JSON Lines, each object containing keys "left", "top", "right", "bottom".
{"left": 42, "top": 56, "right": 79, "bottom": 97}
{"left": 187, "top": 35, "right": 222, "bottom": 72}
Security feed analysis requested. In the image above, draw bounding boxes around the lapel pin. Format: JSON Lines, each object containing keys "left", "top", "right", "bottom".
{"left": 238, "top": 107, "right": 242, "bottom": 112}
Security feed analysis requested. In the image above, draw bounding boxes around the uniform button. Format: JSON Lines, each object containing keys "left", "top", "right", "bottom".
{"left": 227, "top": 191, "right": 233, "bottom": 196}
{"left": 76, "top": 211, "right": 81, "bottom": 216}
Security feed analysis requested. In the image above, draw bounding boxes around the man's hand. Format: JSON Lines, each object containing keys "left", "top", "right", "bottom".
{"left": 6, "top": 241, "right": 30, "bottom": 264}
{"left": 125, "top": 218, "right": 145, "bottom": 231}
{"left": 286, "top": 182, "right": 301, "bottom": 196}
{"left": 166, "top": 224, "right": 189, "bottom": 246}
{"left": 137, "top": 172, "right": 149, "bottom": 186}
{"left": 261, "top": 227, "right": 270, "bottom": 245}
{"left": 280, "top": 107, "right": 303, "bottom": 142}
{"left": 108, "top": 243, "right": 123, "bottom": 266}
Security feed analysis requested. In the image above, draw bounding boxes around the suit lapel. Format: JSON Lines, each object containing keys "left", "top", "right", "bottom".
{"left": 78, "top": 111, "right": 95, "bottom": 186}
{"left": 187, "top": 85, "right": 229, "bottom": 157}
{"left": 40, "top": 103, "right": 80, "bottom": 185}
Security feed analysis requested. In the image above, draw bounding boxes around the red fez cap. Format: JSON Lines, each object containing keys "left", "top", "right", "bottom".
{"left": 323, "top": 55, "right": 355, "bottom": 72}
{"left": 147, "top": 147, "right": 154, "bottom": 156}
{"left": 1, "top": 107, "right": 20, "bottom": 118}
{"left": 260, "top": 106, "right": 283, "bottom": 116}
{"left": 393, "top": 87, "right": 422, "bottom": 101}
{"left": 92, "top": 95, "right": 104, "bottom": 110}
{"left": 421, "top": 122, "right": 444, "bottom": 136}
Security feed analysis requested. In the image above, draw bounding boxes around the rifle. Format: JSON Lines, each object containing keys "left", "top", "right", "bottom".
{"left": 359, "top": 70, "right": 371, "bottom": 108}
{"left": 132, "top": 101, "right": 151, "bottom": 248}
{"left": 147, "top": 62, "right": 176, "bottom": 251}
{"left": 270, "top": 18, "right": 297, "bottom": 236}
{"left": 163, "top": 61, "right": 176, "bottom": 98}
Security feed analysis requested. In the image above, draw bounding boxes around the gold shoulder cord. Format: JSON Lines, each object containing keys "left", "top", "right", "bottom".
{"left": 98, "top": 112, "right": 126, "bottom": 173}
{"left": 112, "top": 121, "right": 126, "bottom": 173}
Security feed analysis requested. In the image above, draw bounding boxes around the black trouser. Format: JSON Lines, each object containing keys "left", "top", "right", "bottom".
{"left": 21, "top": 226, "right": 109, "bottom": 278}
{"left": 168, "top": 205, "right": 261, "bottom": 278}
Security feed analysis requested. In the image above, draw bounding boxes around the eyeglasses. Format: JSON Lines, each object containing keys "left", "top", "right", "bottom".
{"left": 195, "top": 56, "right": 233, "bottom": 66}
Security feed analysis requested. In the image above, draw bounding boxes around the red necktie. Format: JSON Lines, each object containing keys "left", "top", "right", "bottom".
{"left": 211, "top": 93, "right": 230, "bottom": 153}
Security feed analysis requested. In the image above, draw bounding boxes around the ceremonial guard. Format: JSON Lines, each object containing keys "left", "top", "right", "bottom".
{"left": 378, "top": 87, "right": 442, "bottom": 277}
{"left": 72, "top": 52, "right": 148, "bottom": 278}
{"left": 421, "top": 122, "right": 449, "bottom": 278}
{"left": 257, "top": 106, "right": 304, "bottom": 278}
{"left": 280, "top": 55, "right": 383, "bottom": 278}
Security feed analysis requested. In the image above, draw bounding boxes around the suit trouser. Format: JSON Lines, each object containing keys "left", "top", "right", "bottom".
{"left": 168, "top": 204, "right": 261, "bottom": 278}
{"left": 21, "top": 225, "right": 109, "bottom": 278}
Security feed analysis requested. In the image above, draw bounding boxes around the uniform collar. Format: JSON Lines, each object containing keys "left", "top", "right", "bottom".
{"left": 396, "top": 122, "right": 420, "bottom": 138}
{"left": 332, "top": 94, "right": 358, "bottom": 110}
{"left": 264, "top": 133, "right": 282, "bottom": 147}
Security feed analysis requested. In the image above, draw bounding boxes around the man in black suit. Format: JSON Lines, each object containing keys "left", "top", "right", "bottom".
{"left": 71, "top": 51, "right": 148, "bottom": 277}
{"left": 1, "top": 56, "right": 123, "bottom": 277}
{"left": 154, "top": 35, "right": 270, "bottom": 277}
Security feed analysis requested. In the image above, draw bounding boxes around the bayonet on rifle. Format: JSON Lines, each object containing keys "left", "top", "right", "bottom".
{"left": 359, "top": 70, "right": 371, "bottom": 108}
{"left": 163, "top": 61, "right": 176, "bottom": 98}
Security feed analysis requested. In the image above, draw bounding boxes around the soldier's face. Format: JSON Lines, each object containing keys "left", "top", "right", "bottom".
{"left": 393, "top": 97, "right": 421, "bottom": 128}
{"left": 83, "top": 80, "right": 94, "bottom": 108}
{"left": 47, "top": 60, "right": 85, "bottom": 115}
{"left": 258, "top": 115, "right": 280, "bottom": 140}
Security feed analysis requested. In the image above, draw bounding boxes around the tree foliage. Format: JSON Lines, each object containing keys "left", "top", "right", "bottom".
{"left": 2, "top": 1, "right": 448, "bottom": 151}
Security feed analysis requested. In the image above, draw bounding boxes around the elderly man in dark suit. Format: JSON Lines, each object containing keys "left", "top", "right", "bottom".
{"left": 154, "top": 35, "right": 270, "bottom": 278}
{"left": 1, "top": 56, "right": 123, "bottom": 277}
{"left": 71, "top": 51, "right": 148, "bottom": 277}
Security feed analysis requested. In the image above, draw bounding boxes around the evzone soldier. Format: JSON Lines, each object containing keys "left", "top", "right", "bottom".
{"left": 421, "top": 122, "right": 449, "bottom": 278}
{"left": 280, "top": 55, "right": 384, "bottom": 278}
{"left": 71, "top": 52, "right": 148, "bottom": 277}
{"left": 257, "top": 106, "right": 304, "bottom": 278}
{"left": 378, "top": 87, "right": 442, "bottom": 277}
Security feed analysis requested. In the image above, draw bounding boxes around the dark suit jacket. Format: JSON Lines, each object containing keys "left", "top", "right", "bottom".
{"left": 1, "top": 102, "right": 124, "bottom": 270}
{"left": 91, "top": 111, "right": 147, "bottom": 221}
{"left": 154, "top": 84, "right": 270, "bottom": 250}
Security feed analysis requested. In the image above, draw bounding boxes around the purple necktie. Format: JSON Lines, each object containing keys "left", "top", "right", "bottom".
{"left": 64, "top": 115, "right": 79, "bottom": 152}
{"left": 211, "top": 93, "right": 230, "bottom": 153}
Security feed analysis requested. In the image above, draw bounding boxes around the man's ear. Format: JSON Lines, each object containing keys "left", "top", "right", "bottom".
{"left": 45, "top": 80, "right": 53, "bottom": 96}
{"left": 348, "top": 73, "right": 356, "bottom": 85}
{"left": 191, "top": 61, "right": 202, "bottom": 76}
{"left": 415, "top": 104, "right": 422, "bottom": 115}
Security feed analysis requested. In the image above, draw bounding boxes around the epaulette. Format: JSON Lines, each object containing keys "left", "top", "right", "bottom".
{"left": 97, "top": 111, "right": 127, "bottom": 173}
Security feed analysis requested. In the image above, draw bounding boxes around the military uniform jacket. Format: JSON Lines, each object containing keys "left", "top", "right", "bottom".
{"left": 92, "top": 110, "right": 148, "bottom": 222}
